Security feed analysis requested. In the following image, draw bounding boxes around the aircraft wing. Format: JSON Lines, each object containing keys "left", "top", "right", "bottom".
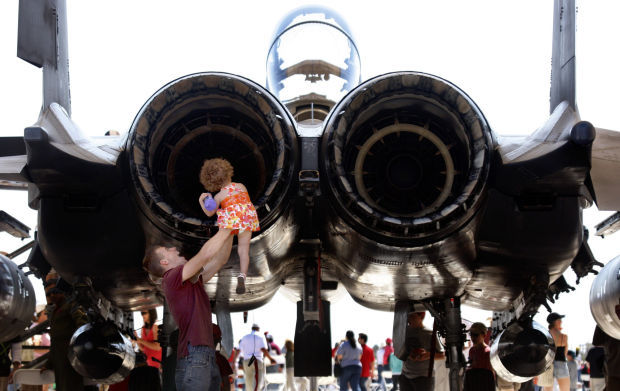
{"left": 591, "top": 127, "right": 620, "bottom": 210}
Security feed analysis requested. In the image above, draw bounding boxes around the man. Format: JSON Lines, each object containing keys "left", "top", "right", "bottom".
{"left": 41, "top": 274, "right": 95, "bottom": 391}
{"left": 143, "top": 228, "right": 233, "bottom": 391}
{"left": 592, "top": 325, "right": 620, "bottom": 391}
{"left": 585, "top": 345, "right": 605, "bottom": 391}
{"left": 397, "top": 312, "right": 445, "bottom": 391}
{"left": 358, "top": 333, "right": 375, "bottom": 391}
{"left": 238, "top": 324, "right": 277, "bottom": 391}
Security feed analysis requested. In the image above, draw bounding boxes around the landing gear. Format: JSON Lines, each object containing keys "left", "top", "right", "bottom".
{"left": 215, "top": 303, "right": 233, "bottom": 359}
{"left": 293, "top": 257, "right": 332, "bottom": 380}
{"left": 160, "top": 300, "right": 178, "bottom": 391}
{"left": 442, "top": 297, "right": 466, "bottom": 391}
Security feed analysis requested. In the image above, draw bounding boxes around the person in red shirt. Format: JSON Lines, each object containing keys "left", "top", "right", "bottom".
{"left": 383, "top": 337, "right": 394, "bottom": 388}
{"left": 358, "top": 333, "right": 375, "bottom": 391}
{"left": 464, "top": 322, "right": 494, "bottom": 391}
{"left": 143, "top": 229, "right": 233, "bottom": 391}
{"left": 383, "top": 338, "right": 394, "bottom": 367}
{"left": 136, "top": 309, "right": 162, "bottom": 369}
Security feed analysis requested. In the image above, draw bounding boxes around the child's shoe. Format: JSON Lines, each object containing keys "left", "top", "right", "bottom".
{"left": 236, "top": 273, "right": 246, "bottom": 294}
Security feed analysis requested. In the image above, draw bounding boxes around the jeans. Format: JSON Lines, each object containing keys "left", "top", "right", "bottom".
{"left": 339, "top": 365, "right": 362, "bottom": 391}
{"left": 399, "top": 375, "right": 434, "bottom": 391}
{"left": 377, "top": 365, "right": 386, "bottom": 391}
{"left": 392, "top": 374, "right": 400, "bottom": 391}
{"left": 360, "top": 376, "right": 370, "bottom": 391}
{"left": 176, "top": 344, "right": 221, "bottom": 391}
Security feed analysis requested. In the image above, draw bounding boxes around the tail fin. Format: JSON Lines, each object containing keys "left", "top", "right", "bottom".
{"left": 549, "top": 0, "right": 576, "bottom": 113}
{"left": 17, "top": 0, "right": 71, "bottom": 116}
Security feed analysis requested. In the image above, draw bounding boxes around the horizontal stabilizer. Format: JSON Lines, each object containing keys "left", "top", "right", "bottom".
{"left": 0, "top": 155, "right": 28, "bottom": 188}
{"left": 34, "top": 103, "right": 122, "bottom": 165}
{"left": 0, "top": 211, "right": 30, "bottom": 238}
{"left": 591, "top": 128, "right": 620, "bottom": 210}
{"left": 0, "top": 137, "right": 28, "bottom": 188}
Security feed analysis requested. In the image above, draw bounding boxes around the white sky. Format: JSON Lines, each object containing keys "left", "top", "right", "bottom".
{"left": 1, "top": 1, "right": 619, "bottom": 351}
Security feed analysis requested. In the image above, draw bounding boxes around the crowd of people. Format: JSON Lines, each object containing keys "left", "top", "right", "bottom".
{"left": 2, "top": 276, "right": 620, "bottom": 391}
{"left": 329, "top": 311, "right": 620, "bottom": 391}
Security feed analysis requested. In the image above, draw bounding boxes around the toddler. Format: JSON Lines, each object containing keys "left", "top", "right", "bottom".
{"left": 199, "top": 158, "right": 260, "bottom": 294}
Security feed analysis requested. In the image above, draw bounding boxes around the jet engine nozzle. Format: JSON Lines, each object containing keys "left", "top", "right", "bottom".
{"left": 490, "top": 320, "right": 555, "bottom": 383}
{"left": 127, "top": 73, "right": 298, "bottom": 245}
{"left": 68, "top": 322, "right": 135, "bottom": 384}
{"left": 321, "top": 72, "right": 494, "bottom": 245}
{"left": 0, "top": 253, "right": 36, "bottom": 342}
{"left": 590, "top": 255, "right": 620, "bottom": 339}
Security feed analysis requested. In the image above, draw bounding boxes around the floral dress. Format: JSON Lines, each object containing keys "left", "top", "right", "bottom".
{"left": 217, "top": 183, "right": 260, "bottom": 233}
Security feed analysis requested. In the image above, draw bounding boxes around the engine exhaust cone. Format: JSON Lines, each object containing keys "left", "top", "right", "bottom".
{"left": 68, "top": 322, "right": 135, "bottom": 384}
{"left": 490, "top": 320, "right": 555, "bottom": 382}
{"left": 0, "top": 253, "right": 36, "bottom": 342}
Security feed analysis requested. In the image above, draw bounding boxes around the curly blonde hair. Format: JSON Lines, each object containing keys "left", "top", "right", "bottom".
{"left": 199, "top": 158, "right": 234, "bottom": 192}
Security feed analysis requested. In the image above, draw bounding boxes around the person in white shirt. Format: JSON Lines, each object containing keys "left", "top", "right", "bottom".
{"left": 376, "top": 345, "right": 386, "bottom": 391}
{"left": 238, "top": 324, "right": 276, "bottom": 391}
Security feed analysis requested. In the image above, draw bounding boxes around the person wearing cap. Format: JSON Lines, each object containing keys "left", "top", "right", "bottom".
{"left": 463, "top": 322, "right": 494, "bottom": 391}
{"left": 382, "top": 337, "right": 394, "bottom": 389}
{"left": 396, "top": 312, "right": 444, "bottom": 391}
{"left": 545, "top": 312, "right": 569, "bottom": 391}
{"left": 238, "top": 324, "right": 277, "bottom": 391}
{"left": 40, "top": 273, "right": 94, "bottom": 391}
{"left": 264, "top": 333, "right": 281, "bottom": 355}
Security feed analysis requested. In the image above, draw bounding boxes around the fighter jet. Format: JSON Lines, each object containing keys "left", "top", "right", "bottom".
{"left": 1, "top": 0, "right": 619, "bottom": 389}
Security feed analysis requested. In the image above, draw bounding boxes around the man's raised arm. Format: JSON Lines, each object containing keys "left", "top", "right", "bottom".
{"left": 182, "top": 230, "right": 232, "bottom": 282}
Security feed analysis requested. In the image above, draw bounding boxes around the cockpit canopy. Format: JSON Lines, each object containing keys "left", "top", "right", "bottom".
{"left": 266, "top": 6, "right": 361, "bottom": 106}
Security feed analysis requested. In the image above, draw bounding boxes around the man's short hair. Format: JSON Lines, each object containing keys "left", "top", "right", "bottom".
{"left": 143, "top": 245, "right": 166, "bottom": 278}
{"left": 359, "top": 333, "right": 368, "bottom": 343}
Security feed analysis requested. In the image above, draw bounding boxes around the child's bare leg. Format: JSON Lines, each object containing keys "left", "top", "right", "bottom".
{"left": 236, "top": 231, "right": 252, "bottom": 294}
{"left": 237, "top": 231, "right": 252, "bottom": 275}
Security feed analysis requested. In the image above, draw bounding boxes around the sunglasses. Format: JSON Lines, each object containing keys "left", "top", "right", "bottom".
{"left": 141, "top": 312, "right": 148, "bottom": 315}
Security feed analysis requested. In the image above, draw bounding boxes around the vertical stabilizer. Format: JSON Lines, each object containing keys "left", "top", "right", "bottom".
{"left": 550, "top": 0, "right": 576, "bottom": 114}
{"left": 17, "top": 0, "right": 71, "bottom": 116}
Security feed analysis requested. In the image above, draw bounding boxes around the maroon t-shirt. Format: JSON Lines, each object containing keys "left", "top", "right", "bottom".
{"left": 468, "top": 344, "right": 493, "bottom": 372}
{"left": 162, "top": 265, "right": 214, "bottom": 358}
